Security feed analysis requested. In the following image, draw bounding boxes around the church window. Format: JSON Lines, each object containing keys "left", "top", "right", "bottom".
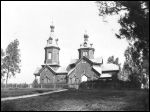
{"left": 83, "top": 51, "right": 88, "bottom": 56}
{"left": 72, "top": 77, "right": 75, "bottom": 83}
{"left": 48, "top": 52, "right": 52, "bottom": 59}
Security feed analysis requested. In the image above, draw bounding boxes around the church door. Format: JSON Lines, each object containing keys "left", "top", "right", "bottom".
{"left": 81, "top": 75, "right": 87, "bottom": 82}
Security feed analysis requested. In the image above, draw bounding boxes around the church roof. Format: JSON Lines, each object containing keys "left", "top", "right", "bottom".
{"left": 68, "top": 57, "right": 102, "bottom": 66}
{"left": 68, "top": 67, "right": 75, "bottom": 75}
{"left": 92, "top": 64, "right": 119, "bottom": 76}
{"left": 56, "top": 66, "right": 68, "bottom": 74}
{"left": 92, "top": 65, "right": 102, "bottom": 74}
{"left": 90, "top": 57, "right": 103, "bottom": 64}
{"left": 101, "top": 63, "right": 119, "bottom": 72}
{"left": 34, "top": 64, "right": 67, "bottom": 76}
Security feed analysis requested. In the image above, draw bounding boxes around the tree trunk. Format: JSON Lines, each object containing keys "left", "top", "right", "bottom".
{"left": 5, "top": 72, "right": 9, "bottom": 88}
{"left": 5, "top": 66, "right": 10, "bottom": 88}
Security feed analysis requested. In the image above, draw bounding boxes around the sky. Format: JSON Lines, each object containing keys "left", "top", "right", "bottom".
{"left": 1, "top": 1, "right": 129, "bottom": 84}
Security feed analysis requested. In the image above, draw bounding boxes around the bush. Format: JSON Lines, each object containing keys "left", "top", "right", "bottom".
{"left": 79, "top": 79, "right": 115, "bottom": 89}
{"left": 32, "top": 79, "right": 40, "bottom": 88}
{"left": 128, "top": 74, "right": 141, "bottom": 89}
{"left": 79, "top": 76, "right": 142, "bottom": 90}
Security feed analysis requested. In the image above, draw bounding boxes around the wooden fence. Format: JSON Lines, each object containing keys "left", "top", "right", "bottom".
{"left": 41, "top": 83, "right": 69, "bottom": 89}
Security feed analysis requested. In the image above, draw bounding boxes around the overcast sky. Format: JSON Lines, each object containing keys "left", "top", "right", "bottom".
{"left": 1, "top": 1, "right": 129, "bottom": 84}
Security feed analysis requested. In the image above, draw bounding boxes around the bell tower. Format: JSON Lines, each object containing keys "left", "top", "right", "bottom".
{"left": 78, "top": 31, "right": 95, "bottom": 59}
{"left": 44, "top": 22, "right": 60, "bottom": 68}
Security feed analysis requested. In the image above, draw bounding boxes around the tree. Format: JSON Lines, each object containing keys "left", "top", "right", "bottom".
{"left": 3, "top": 39, "right": 21, "bottom": 87}
{"left": 107, "top": 56, "right": 121, "bottom": 67}
{"left": 32, "top": 78, "right": 39, "bottom": 88}
{"left": 1, "top": 48, "right": 5, "bottom": 78}
{"left": 107, "top": 56, "right": 115, "bottom": 64}
{"left": 97, "top": 1, "right": 149, "bottom": 68}
{"left": 97, "top": 1, "right": 149, "bottom": 87}
{"left": 1, "top": 48, "right": 4, "bottom": 58}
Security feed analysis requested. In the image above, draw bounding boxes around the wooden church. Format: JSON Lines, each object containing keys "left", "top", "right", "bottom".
{"left": 34, "top": 23, "right": 119, "bottom": 88}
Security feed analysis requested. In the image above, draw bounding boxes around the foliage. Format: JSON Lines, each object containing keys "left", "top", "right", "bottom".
{"left": 97, "top": 1, "right": 149, "bottom": 45}
{"left": 2, "top": 39, "right": 21, "bottom": 87}
{"left": 107, "top": 56, "right": 121, "bottom": 73}
{"left": 32, "top": 78, "right": 39, "bottom": 88}
{"left": 122, "top": 45, "right": 149, "bottom": 88}
{"left": 116, "top": 79, "right": 141, "bottom": 89}
{"left": 1, "top": 48, "right": 5, "bottom": 78}
{"left": 97, "top": 1, "right": 149, "bottom": 64}
{"left": 79, "top": 79, "right": 117, "bottom": 89}
{"left": 1, "top": 48, "right": 4, "bottom": 58}
{"left": 97, "top": 1, "right": 149, "bottom": 87}
{"left": 107, "top": 56, "right": 121, "bottom": 66}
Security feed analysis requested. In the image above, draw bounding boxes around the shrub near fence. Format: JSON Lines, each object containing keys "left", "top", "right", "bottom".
{"left": 79, "top": 79, "right": 142, "bottom": 89}
{"left": 79, "top": 79, "right": 115, "bottom": 89}
{"left": 116, "top": 79, "right": 141, "bottom": 89}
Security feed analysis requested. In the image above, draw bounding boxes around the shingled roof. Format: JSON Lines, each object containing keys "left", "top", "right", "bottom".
{"left": 90, "top": 57, "right": 103, "bottom": 64}
{"left": 55, "top": 66, "right": 68, "bottom": 74}
{"left": 92, "top": 65, "right": 102, "bottom": 74}
{"left": 101, "top": 63, "right": 119, "bottom": 72}
{"left": 34, "top": 64, "right": 67, "bottom": 76}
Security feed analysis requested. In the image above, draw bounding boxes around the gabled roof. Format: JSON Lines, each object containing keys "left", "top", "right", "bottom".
{"left": 92, "top": 64, "right": 119, "bottom": 76}
{"left": 34, "top": 65, "right": 56, "bottom": 76}
{"left": 34, "top": 65, "right": 67, "bottom": 76}
{"left": 67, "top": 57, "right": 102, "bottom": 76}
{"left": 56, "top": 66, "right": 68, "bottom": 74}
{"left": 90, "top": 57, "right": 103, "bottom": 64}
{"left": 92, "top": 65, "right": 102, "bottom": 75}
{"left": 68, "top": 67, "right": 75, "bottom": 75}
{"left": 68, "top": 57, "right": 103, "bottom": 67}
{"left": 101, "top": 63, "right": 119, "bottom": 72}
{"left": 74, "top": 56, "right": 93, "bottom": 65}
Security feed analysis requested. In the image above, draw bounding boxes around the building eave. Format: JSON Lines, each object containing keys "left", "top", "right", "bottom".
{"left": 102, "top": 70, "right": 119, "bottom": 73}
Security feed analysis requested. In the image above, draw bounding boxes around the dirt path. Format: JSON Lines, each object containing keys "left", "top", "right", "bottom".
{"left": 1, "top": 89, "right": 68, "bottom": 102}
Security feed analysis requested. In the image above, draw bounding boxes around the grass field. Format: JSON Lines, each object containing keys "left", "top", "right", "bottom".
{"left": 1, "top": 88, "right": 55, "bottom": 98}
{"left": 1, "top": 88, "right": 149, "bottom": 111}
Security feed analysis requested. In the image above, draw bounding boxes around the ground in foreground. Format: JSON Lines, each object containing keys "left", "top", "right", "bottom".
{"left": 1, "top": 88, "right": 54, "bottom": 98}
{"left": 1, "top": 88, "right": 149, "bottom": 111}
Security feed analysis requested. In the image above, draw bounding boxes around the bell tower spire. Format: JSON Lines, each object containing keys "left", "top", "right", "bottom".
{"left": 84, "top": 30, "right": 89, "bottom": 42}
{"left": 50, "top": 21, "right": 54, "bottom": 32}
{"left": 44, "top": 21, "right": 60, "bottom": 68}
{"left": 78, "top": 31, "right": 95, "bottom": 59}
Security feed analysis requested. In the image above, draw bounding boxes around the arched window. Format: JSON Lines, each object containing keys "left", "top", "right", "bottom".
{"left": 83, "top": 51, "right": 88, "bottom": 56}
{"left": 72, "top": 77, "right": 75, "bottom": 83}
{"left": 48, "top": 52, "right": 52, "bottom": 59}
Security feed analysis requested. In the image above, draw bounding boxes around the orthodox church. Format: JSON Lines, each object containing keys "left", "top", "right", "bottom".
{"left": 34, "top": 23, "right": 119, "bottom": 88}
